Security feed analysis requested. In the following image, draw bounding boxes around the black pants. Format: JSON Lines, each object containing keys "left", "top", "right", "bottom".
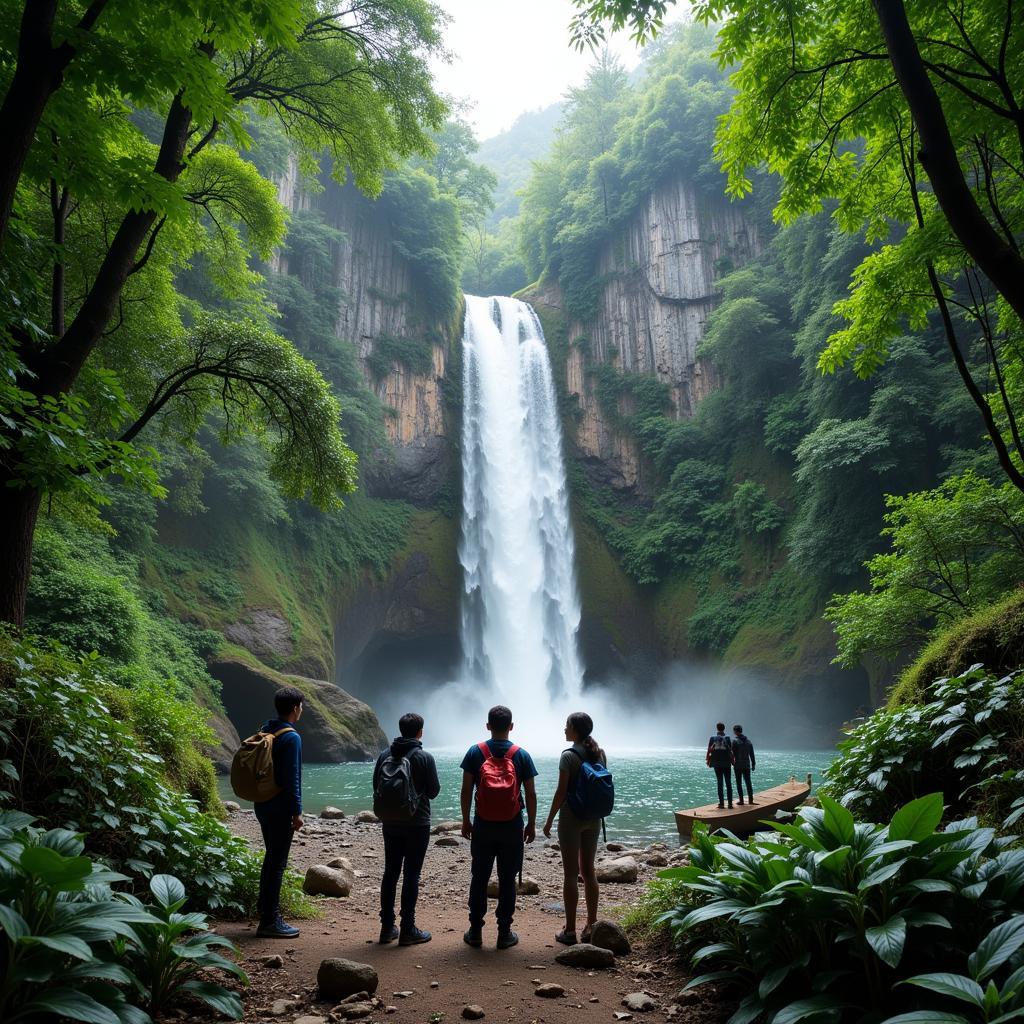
{"left": 254, "top": 801, "right": 294, "bottom": 924}
{"left": 712, "top": 763, "right": 733, "bottom": 805}
{"left": 380, "top": 825, "right": 431, "bottom": 930}
{"left": 469, "top": 818, "right": 524, "bottom": 931}
{"left": 735, "top": 766, "right": 753, "bottom": 802}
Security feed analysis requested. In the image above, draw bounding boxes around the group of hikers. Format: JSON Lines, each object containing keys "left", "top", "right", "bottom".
{"left": 237, "top": 688, "right": 756, "bottom": 946}
{"left": 238, "top": 688, "right": 613, "bottom": 948}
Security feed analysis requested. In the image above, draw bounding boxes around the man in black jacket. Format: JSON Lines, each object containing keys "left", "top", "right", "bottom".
{"left": 373, "top": 713, "right": 441, "bottom": 946}
{"left": 732, "top": 724, "right": 757, "bottom": 806}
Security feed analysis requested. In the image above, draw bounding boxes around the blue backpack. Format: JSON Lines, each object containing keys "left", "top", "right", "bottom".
{"left": 566, "top": 750, "right": 614, "bottom": 820}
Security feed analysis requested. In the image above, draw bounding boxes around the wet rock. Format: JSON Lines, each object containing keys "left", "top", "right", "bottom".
{"left": 596, "top": 857, "right": 638, "bottom": 883}
{"left": 317, "top": 958, "right": 379, "bottom": 1000}
{"left": 223, "top": 800, "right": 240, "bottom": 814}
{"left": 462, "top": 1006, "right": 486, "bottom": 1019}
{"left": 589, "top": 919, "right": 631, "bottom": 956}
{"left": 605, "top": 841, "right": 627, "bottom": 852}
{"left": 432, "top": 820, "right": 462, "bottom": 834}
{"left": 320, "top": 806, "right": 347, "bottom": 820}
{"left": 536, "top": 983, "right": 565, "bottom": 998}
{"left": 623, "top": 993, "right": 657, "bottom": 1012}
{"left": 555, "top": 943, "right": 615, "bottom": 969}
{"left": 487, "top": 875, "right": 540, "bottom": 897}
{"left": 435, "top": 836, "right": 460, "bottom": 847}
{"left": 354, "top": 810, "right": 379, "bottom": 825}
{"left": 303, "top": 864, "right": 352, "bottom": 898}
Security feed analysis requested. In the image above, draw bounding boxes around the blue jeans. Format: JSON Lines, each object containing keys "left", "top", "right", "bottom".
{"left": 469, "top": 818, "right": 524, "bottom": 931}
{"left": 254, "top": 801, "right": 294, "bottom": 924}
{"left": 713, "top": 764, "right": 733, "bottom": 805}
{"left": 380, "top": 825, "right": 431, "bottom": 930}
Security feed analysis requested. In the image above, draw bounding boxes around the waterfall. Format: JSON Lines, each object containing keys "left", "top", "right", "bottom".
{"left": 457, "top": 295, "right": 584, "bottom": 735}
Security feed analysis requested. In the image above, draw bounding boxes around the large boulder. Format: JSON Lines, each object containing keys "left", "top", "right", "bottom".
{"left": 589, "top": 919, "right": 631, "bottom": 956}
{"left": 596, "top": 857, "right": 639, "bottom": 883}
{"left": 317, "top": 959, "right": 379, "bottom": 1000}
{"left": 555, "top": 943, "right": 615, "bottom": 969}
{"left": 209, "top": 656, "right": 387, "bottom": 761}
{"left": 303, "top": 864, "right": 353, "bottom": 898}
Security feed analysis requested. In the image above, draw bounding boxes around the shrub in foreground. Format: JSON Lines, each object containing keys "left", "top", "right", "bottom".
{"left": 658, "top": 793, "right": 1024, "bottom": 1023}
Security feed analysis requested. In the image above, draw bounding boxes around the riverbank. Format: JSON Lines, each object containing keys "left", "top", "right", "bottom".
{"left": 213, "top": 809, "right": 723, "bottom": 1023}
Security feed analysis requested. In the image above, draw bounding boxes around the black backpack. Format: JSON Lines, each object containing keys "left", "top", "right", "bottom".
{"left": 373, "top": 753, "right": 420, "bottom": 822}
{"left": 709, "top": 734, "right": 731, "bottom": 762}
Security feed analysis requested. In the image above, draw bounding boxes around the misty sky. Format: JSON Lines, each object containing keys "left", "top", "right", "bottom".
{"left": 430, "top": 0, "right": 648, "bottom": 141}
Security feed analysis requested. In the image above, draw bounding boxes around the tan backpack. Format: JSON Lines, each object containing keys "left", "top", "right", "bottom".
{"left": 230, "top": 727, "right": 294, "bottom": 802}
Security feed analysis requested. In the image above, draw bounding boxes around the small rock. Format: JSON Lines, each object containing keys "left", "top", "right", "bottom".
{"left": 294, "top": 1017, "right": 326, "bottom": 1024}
{"left": 462, "top": 1006, "right": 486, "bottom": 1020}
{"left": 647, "top": 842, "right": 668, "bottom": 851}
{"left": 614, "top": 1013, "right": 633, "bottom": 1021}
{"left": 353, "top": 810, "right": 379, "bottom": 824}
{"left": 535, "top": 983, "right": 565, "bottom": 998}
{"left": 339, "top": 993, "right": 370, "bottom": 1004}
{"left": 432, "top": 820, "right": 462, "bottom": 834}
{"left": 327, "top": 856, "right": 355, "bottom": 872}
{"left": 430, "top": 981, "right": 440, "bottom": 989}
{"left": 486, "top": 875, "right": 541, "bottom": 897}
{"left": 589, "top": 919, "right": 631, "bottom": 956}
{"left": 435, "top": 836, "right": 460, "bottom": 847}
{"left": 545, "top": 840, "right": 560, "bottom": 850}
{"left": 605, "top": 841, "right": 627, "bottom": 852}
{"left": 320, "top": 806, "right": 347, "bottom": 820}
{"left": 622, "top": 993, "right": 657, "bottom": 1012}
{"left": 336, "top": 1002, "right": 374, "bottom": 1020}
{"left": 554, "top": 943, "right": 615, "bottom": 969}
{"left": 589, "top": 997, "right": 600, "bottom": 1003}
{"left": 645, "top": 853, "right": 669, "bottom": 867}
{"left": 317, "top": 958, "right": 378, "bottom": 1000}
{"left": 223, "top": 800, "right": 240, "bottom": 814}
{"left": 596, "top": 857, "right": 638, "bottom": 883}
{"left": 385, "top": 1008, "right": 397, "bottom": 1015}
{"left": 258, "top": 953, "right": 284, "bottom": 968}
{"left": 270, "top": 999, "right": 301, "bottom": 1016}
{"left": 303, "top": 864, "right": 353, "bottom": 898}
{"left": 674, "top": 990, "right": 700, "bottom": 1005}
{"left": 392, "top": 991, "right": 414, "bottom": 999}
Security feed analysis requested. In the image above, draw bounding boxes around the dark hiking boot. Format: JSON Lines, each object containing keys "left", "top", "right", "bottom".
{"left": 399, "top": 927, "right": 432, "bottom": 946}
{"left": 496, "top": 930, "right": 519, "bottom": 949}
{"left": 737, "top": 799, "right": 745, "bottom": 806}
{"left": 379, "top": 925, "right": 399, "bottom": 944}
{"left": 464, "top": 926, "right": 483, "bottom": 947}
{"left": 717, "top": 802, "right": 725, "bottom": 809}
{"left": 257, "top": 917, "right": 300, "bottom": 939}
{"left": 728, "top": 802, "right": 734, "bottom": 809}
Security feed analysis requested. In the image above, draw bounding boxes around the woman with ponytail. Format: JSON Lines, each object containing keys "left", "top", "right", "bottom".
{"left": 543, "top": 712, "right": 607, "bottom": 945}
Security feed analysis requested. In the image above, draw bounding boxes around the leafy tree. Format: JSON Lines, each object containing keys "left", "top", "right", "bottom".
{"left": 828, "top": 472, "right": 1024, "bottom": 666}
{"left": 570, "top": 0, "right": 1024, "bottom": 496}
{"left": 0, "top": 0, "right": 447, "bottom": 625}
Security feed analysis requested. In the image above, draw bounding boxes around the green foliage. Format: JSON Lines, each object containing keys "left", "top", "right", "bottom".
{"left": 828, "top": 473, "right": 1024, "bottom": 667}
{"left": 0, "top": 632, "right": 310, "bottom": 917}
{"left": 366, "top": 333, "right": 435, "bottom": 380}
{"left": 821, "top": 666, "right": 1024, "bottom": 829}
{"left": 116, "top": 874, "right": 247, "bottom": 1020}
{"left": 0, "top": 816, "right": 247, "bottom": 1024}
{"left": 657, "top": 793, "right": 1024, "bottom": 1022}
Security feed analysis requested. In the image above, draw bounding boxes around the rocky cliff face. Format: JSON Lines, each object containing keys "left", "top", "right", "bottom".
{"left": 274, "top": 161, "right": 455, "bottom": 504}
{"left": 540, "top": 178, "right": 760, "bottom": 493}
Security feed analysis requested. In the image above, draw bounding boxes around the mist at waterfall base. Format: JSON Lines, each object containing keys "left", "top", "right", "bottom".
{"left": 357, "top": 296, "right": 839, "bottom": 755}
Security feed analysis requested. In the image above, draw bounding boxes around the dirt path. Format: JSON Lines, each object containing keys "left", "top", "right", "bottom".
{"left": 215, "top": 811, "right": 717, "bottom": 1024}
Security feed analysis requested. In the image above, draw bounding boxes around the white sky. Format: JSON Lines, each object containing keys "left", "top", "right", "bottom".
{"left": 430, "top": 0, "right": 646, "bottom": 141}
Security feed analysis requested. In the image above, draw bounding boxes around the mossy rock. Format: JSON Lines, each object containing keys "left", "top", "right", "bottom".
{"left": 890, "top": 590, "right": 1024, "bottom": 705}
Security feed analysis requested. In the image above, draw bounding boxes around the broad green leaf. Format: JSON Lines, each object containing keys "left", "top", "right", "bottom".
{"left": 859, "top": 860, "right": 906, "bottom": 890}
{"left": 149, "top": 874, "right": 186, "bottom": 909}
{"left": 34, "top": 934, "right": 95, "bottom": 960}
{"left": 968, "top": 917, "right": 1024, "bottom": 982}
{"left": 819, "top": 795, "right": 855, "bottom": 845}
{"left": 180, "top": 980, "right": 244, "bottom": 1021}
{"left": 901, "top": 974, "right": 985, "bottom": 1007}
{"left": 19, "top": 846, "right": 92, "bottom": 888}
{"left": 20, "top": 989, "right": 122, "bottom": 1024}
{"left": 759, "top": 965, "right": 792, "bottom": 999}
{"left": 880, "top": 1014, "right": 969, "bottom": 1023}
{"left": 0, "top": 902, "right": 29, "bottom": 940}
{"left": 888, "top": 794, "right": 944, "bottom": 843}
{"left": 772, "top": 995, "right": 845, "bottom": 1023}
{"left": 866, "top": 916, "right": 906, "bottom": 968}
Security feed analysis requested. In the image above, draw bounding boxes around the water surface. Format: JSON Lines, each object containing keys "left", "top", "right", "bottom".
{"left": 220, "top": 747, "right": 835, "bottom": 844}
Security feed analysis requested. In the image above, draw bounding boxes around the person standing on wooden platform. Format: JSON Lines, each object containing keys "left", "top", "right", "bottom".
{"left": 706, "top": 722, "right": 735, "bottom": 809}
{"left": 732, "top": 724, "right": 756, "bottom": 806}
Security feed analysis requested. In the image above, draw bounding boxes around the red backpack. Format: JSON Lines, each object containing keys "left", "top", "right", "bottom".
{"left": 474, "top": 741, "right": 521, "bottom": 821}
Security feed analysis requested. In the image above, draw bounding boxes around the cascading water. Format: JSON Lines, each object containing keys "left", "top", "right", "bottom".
{"left": 455, "top": 295, "right": 585, "bottom": 736}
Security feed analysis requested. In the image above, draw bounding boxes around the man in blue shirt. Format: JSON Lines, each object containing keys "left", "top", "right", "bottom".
{"left": 459, "top": 705, "right": 538, "bottom": 949}
{"left": 254, "top": 686, "right": 304, "bottom": 938}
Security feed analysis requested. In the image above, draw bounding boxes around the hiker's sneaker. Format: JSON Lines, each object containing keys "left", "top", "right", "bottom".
{"left": 257, "top": 918, "right": 300, "bottom": 939}
{"left": 737, "top": 799, "right": 745, "bottom": 806}
{"left": 379, "top": 925, "right": 400, "bottom": 944}
{"left": 399, "top": 927, "right": 432, "bottom": 946}
{"left": 717, "top": 802, "right": 725, "bottom": 809}
{"left": 727, "top": 803, "right": 734, "bottom": 809}
{"left": 496, "top": 930, "right": 519, "bottom": 949}
{"left": 463, "top": 926, "right": 483, "bottom": 947}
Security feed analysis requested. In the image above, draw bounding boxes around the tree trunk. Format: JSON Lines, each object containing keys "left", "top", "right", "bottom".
{"left": 873, "top": 0, "right": 1024, "bottom": 324}
{"left": 0, "top": 485, "right": 42, "bottom": 628}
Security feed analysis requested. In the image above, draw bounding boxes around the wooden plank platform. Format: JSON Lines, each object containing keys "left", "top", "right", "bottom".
{"left": 675, "top": 775, "right": 812, "bottom": 837}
